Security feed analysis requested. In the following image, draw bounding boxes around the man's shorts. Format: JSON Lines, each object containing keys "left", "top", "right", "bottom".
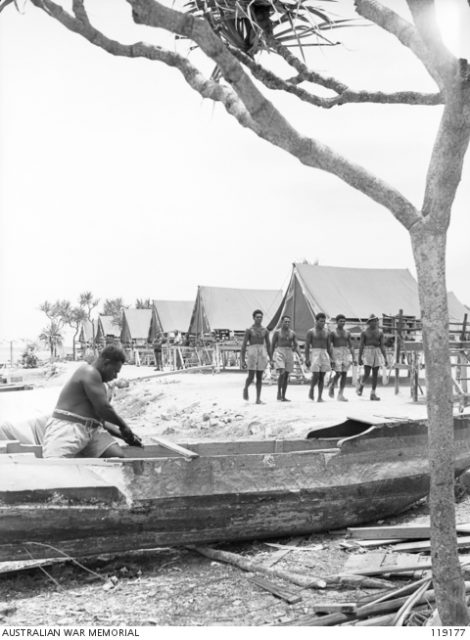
{"left": 42, "top": 417, "right": 118, "bottom": 458}
{"left": 332, "top": 346, "right": 352, "bottom": 372}
{"left": 309, "top": 349, "right": 331, "bottom": 373}
{"left": 246, "top": 344, "right": 269, "bottom": 371}
{"left": 362, "top": 346, "right": 385, "bottom": 368}
{"left": 273, "top": 347, "right": 294, "bottom": 373}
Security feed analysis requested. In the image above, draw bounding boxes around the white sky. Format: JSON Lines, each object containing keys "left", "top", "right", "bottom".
{"left": 0, "top": 0, "right": 469, "bottom": 342}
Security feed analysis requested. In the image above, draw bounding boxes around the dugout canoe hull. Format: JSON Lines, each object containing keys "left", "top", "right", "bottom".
{"left": 1, "top": 416, "right": 470, "bottom": 560}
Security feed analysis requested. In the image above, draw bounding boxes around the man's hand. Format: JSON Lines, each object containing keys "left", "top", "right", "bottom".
{"left": 358, "top": 358, "right": 363, "bottom": 366}
{"left": 305, "top": 360, "right": 311, "bottom": 369}
{"left": 242, "top": 361, "right": 247, "bottom": 370}
{"left": 121, "top": 426, "right": 143, "bottom": 447}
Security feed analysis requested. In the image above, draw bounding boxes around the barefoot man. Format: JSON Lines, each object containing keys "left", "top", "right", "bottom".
{"left": 328, "top": 314, "right": 356, "bottom": 402}
{"left": 357, "top": 314, "right": 388, "bottom": 401}
{"left": 241, "top": 309, "right": 272, "bottom": 405}
{"left": 42, "top": 345, "right": 143, "bottom": 458}
{"left": 305, "top": 313, "right": 333, "bottom": 402}
{"left": 271, "top": 315, "right": 302, "bottom": 402}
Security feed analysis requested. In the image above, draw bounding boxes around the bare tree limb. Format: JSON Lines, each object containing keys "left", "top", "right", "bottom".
{"left": 406, "top": 0, "right": 459, "bottom": 87}
{"left": 126, "top": 0, "right": 421, "bottom": 230}
{"left": 229, "top": 46, "right": 442, "bottom": 107}
{"left": 26, "top": 0, "right": 422, "bottom": 230}
{"left": 30, "top": 0, "right": 258, "bottom": 133}
{"left": 354, "top": 0, "right": 445, "bottom": 90}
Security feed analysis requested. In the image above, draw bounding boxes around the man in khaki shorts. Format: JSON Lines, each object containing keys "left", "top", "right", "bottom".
{"left": 271, "top": 315, "right": 302, "bottom": 402}
{"left": 305, "top": 313, "right": 333, "bottom": 402}
{"left": 43, "top": 345, "right": 142, "bottom": 458}
{"left": 328, "top": 314, "right": 356, "bottom": 402}
{"left": 357, "top": 314, "right": 388, "bottom": 401}
{"left": 241, "top": 309, "right": 272, "bottom": 405}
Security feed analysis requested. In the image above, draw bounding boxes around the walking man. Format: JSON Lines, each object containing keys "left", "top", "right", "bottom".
{"left": 305, "top": 313, "right": 333, "bottom": 402}
{"left": 357, "top": 314, "right": 388, "bottom": 401}
{"left": 328, "top": 314, "right": 356, "bottom": 402}
{"left": 271, "top": 315, "right": 302, "bottom": 402}
{"left": 241, "top": 309, "right": 272, "bottom": 405}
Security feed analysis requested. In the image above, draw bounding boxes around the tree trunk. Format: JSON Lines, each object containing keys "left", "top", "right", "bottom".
{"left": 412, "top": 226, "right": 469, "bottom": 625}
{"left": 72, "top": 328, "right": 79, "bottom": 361}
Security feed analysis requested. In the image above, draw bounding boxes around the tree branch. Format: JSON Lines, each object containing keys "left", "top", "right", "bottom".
{"left": 127, "top": 0, "right": 421, "bottom": 229}
{"left": 354, "top": 0, "right": 445, "bottom": 90}
{"left": 27, "top": 0, "right": 423, "bottom": 230}
{"left": 30, "top": 0, "right": 258, "bottom": 133}
{"left": 229, "top": 46, "right": 442, "bottom": 107}
{"left": 406, "top": 0, "right": 459, "bottom": 88}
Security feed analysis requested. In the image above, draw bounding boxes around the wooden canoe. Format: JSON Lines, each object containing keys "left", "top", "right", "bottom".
{"left": 1, "top": 416, "right": 470, "bottom": 561}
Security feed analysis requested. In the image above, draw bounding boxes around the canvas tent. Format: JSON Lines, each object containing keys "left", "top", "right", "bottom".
{"left": 150, "top": 300, "right": 194, "bottom": 337}
{"left": 95, "top": 315, "right": 121, "bottom": 344}
{"left": 121, "top": 308, "right": 153, "bottom": 345}
{"left": 78, "top": 318, "right": 96, "bottom": 346}
{"left": 268, "top": 263, "right": 468, "bottom": 340}
{"left": 188, "top": 286, "right": 283, "bottom": 337}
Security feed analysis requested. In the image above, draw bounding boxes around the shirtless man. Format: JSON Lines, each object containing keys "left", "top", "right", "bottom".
{"left": 241, "top": 309, "right": 272, "bottom": 405}
{"left": 328, "top": 314, "right": 356, "bottom": 402}
{"left": 305, "top": 313, "right": 333, "bottom": 402}
{"left": 357, "top": 314, "right": 388, "bottom": 401}
{"left": 271, "top": 315, "right": 302, "bottom": 402}
{"left": 42, "top": 345, "right": 143, "bottom": 458}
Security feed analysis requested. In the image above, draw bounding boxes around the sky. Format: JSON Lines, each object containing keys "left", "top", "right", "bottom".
{"left": 0, "top": 0, "right": 469, "bottom": 343}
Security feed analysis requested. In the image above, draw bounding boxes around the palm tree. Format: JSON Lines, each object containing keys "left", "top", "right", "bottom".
{"left": 79, "top": 291, "right": 100, "bottom": 353}
{"left": 103, "top": 298, "right": 127, "bottom": 329}
{"left": 136, "top": 298, "right": 153, "bottom": 309}
{"left": 69, "top": 307, "right": 87, "bottom": 361}
{"left": 39, "top": 321, "right": 64, "bottom": 360}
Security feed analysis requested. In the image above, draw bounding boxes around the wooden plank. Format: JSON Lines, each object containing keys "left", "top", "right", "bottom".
{"left": 348, "top": 522, "right": 470, "bottom": 540}
{"left": 150, "top": 436, "right": 199, "bottom": 459}
{"left": 249, "top": 575, "right": 302, "bottom": 604}
{"left": 390, "top": 536, "right": 470, "bottom": 553}
{"left": 0, "top": 557, "right": 68, "bottom": 576}
{"left": 341, "top": 538, "right": 400, "bottom": 549}
{"left": 351, "top": 536, "right": 470, "bottom": 552}
{"left": 343, "top": 551, "right": 431, "bottom": 576}
{"left": 263, "top": 537, "right": 302, "bottom": 567}
{"left": 311, "top": 603, "right": 357, "bottom": 614}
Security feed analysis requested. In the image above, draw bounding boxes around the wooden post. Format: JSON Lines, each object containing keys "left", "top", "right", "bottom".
{"left": 395, "top": 309, "right": 403, "bottom": 395}
{"left": 411, "top": 351, "right": 419, "bottom": 402}
{"left": 459, "top": 314, "right": 468, "bottom": 404}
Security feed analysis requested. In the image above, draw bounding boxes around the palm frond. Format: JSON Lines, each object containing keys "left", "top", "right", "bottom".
{"left": 184, "top": 0, "right": 355, "bottom": 57}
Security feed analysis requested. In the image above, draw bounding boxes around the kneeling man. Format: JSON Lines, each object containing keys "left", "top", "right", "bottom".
{"left": 43, "top": 345, "right": 142, "bottom": 458}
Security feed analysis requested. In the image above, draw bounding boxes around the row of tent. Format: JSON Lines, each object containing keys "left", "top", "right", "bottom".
{"left": 79, "top": 263, "right": 469, "bottom": 346}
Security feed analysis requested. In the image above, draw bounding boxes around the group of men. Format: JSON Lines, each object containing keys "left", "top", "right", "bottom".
{"left": 41, "top": 310, "right": 387, "bottom": 460}
{"left": 241, "top": 309, "right": 388, "bottom": 404}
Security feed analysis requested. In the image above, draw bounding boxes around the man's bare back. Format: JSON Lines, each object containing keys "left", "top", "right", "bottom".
{"left": 56, "top": 364, "right": 108, "bottom": 421}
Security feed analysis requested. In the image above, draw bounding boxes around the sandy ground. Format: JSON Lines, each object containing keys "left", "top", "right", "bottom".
{"left": 0, "top": 361, "right": 432, "bottom": 442}
{"left": 1, "top": 362, "right": 469, "bottom": 627}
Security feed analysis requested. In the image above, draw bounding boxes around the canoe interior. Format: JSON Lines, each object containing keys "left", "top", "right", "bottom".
{"left": 0, "top": 417, "right": 377, "bottom": 459}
